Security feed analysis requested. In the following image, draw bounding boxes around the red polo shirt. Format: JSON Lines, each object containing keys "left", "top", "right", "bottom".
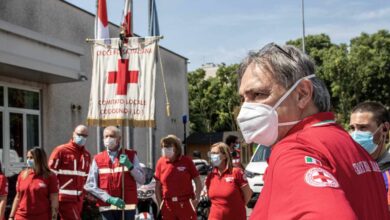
{"left": 0, "top": 174, "right": 7, "bottom": 196}
{"left": 206, "top": 167, "right": 248, "bottom": 220}
{"left": 155, "top": 155, "right": 199, "bottom": 199}
{"left": 15, "top": 170, "right": 59, "bottom": 220}
{"left": 250, "top": 112, "right": 390, "bottom": 220}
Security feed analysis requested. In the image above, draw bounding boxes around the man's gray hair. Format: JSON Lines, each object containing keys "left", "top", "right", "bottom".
{"left": 104, "top": 126, "right": 121, "bottom": 137}
{"left": 239, "top": 44, "right": 331, "bottom": 112}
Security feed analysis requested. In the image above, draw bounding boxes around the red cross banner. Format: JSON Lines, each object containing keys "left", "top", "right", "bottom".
{"left": 87, "top": 37, "right": 159, "bottom": 127}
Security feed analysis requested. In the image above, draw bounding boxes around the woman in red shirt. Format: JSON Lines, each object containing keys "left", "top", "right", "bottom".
{"left": 155, "top": 134, "right": 202, "bottom": 220}
{"left": 0, "top": 162, "right": 7, "bottom": 220}
{"left": 205, "top": 142, "right": 253, "bottom": 220}
{"left": 8, "top": 147, "right": 59, "bottom": 220}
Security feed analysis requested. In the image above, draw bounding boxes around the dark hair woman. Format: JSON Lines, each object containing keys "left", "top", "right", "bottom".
{"left": 8, "top": 147, "right": 58, "bottom": 220}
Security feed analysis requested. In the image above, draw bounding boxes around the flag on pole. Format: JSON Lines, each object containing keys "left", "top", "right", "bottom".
{"left": 87, "top": 37, "right": 159, "bottom": 127}
{"left": 122, "top": 0, "right": 133, "bottom": 37}
{"left": 149, "top": 0, "right": 160, "bottom": 36}
{"left": 95, "top": 0, "right": 109, "bottom": 39}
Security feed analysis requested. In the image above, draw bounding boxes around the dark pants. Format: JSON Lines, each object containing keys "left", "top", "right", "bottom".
{"left": 100, "top": 210, "right": 135, "bottom": 220}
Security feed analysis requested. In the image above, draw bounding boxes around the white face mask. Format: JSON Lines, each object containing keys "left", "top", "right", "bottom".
{"left": 162, "top": 147, "right": 174, "bottom": 159}
{"left": 104, "top": 137, "right": 117, "bottom": 150}
{"left": 237, "top": 74, "right": 315, "bottom": 146}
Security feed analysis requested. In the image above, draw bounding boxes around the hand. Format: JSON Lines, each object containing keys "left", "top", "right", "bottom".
{"left": 119, "top": 154, "right": 133, "bottom": 170}
{"left": 106, "top": 196, "right": 125, "bottom": 209}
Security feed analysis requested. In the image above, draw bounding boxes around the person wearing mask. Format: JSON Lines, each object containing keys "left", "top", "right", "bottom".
{"left": 155, "top": 134, "right": 202, "bottom": 220}
{"left": 0, "top": 162, "right": 7, "bottom": 220}
{"left": 224, "top": 135, "right": 242, "bottom": 168}
{"left": 206, "top": 142, "right": 252, "bottom": 220}
{"left": 48, "top": 125, "right": 91, "bottom": 220}
{"left": 349, "top": 101, "right": 390, "bottom": 205}
{"left": 9, "top": 147, "right": 59, "bottom": 220}
{"left": 237, "top": 43, "right": 389, "bottom": 219}
{"left": 84, "top": 126, "right": 145, "bottom": 220}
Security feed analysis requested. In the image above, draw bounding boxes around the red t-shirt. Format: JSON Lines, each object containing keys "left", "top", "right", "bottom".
{"left": 206, "top": 167, "right": 248, "bottom": 220}
{"left": 15, "top": 170, "right": 59, "bottom": 220}
{"left": 0, "top": 174, "right": 7, "bottom": 196}
{"left": 250, "top": 112, "right": 390, "bottom": 220}
{"left": 155, "top": 156, "right": 199, "bottom": 199}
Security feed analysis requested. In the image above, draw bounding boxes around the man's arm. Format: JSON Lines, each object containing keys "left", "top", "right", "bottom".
{"left": 84, "top": 159, "right": 111, "bottom": 202}
{"left": 130, "top": 155, "right": 145, "bottom": 185}
{"left": 192, "top": 176, "right": 202, "bottom": 208}
{"left": 263, "top": 148, "right": 358, "bottom": 219}
{"left": 155, "top": 180, "right": 162, "bottom": 208}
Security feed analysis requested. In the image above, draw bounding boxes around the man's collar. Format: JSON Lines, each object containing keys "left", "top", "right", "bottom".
{"left": 285, "top": 112, "right": 335, "bottom": 137}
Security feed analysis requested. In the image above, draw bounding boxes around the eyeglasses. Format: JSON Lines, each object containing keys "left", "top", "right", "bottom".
{"left": 257, "top": 42, "right": 297, "bottom": 63}
{"left": 76, "top": 133, "right": 88, "bottom": 137}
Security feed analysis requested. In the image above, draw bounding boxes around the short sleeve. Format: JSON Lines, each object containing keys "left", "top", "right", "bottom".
{"left": 233, "top": 168, "right": 248, "bottom": 188}
{"left": 48, "top": 173, "right": 59, "bottom": 194}
{"left": 154, "top": 159, "right": 161, "bottom": 181}
{"left": 205, "top": 173, "right": 211, "bottom": 190}
{"left": 0, "top": 175, "right": 8, "bottom": 196}
{"left": 265, "top": 147, "right": 357, "bottom": 219}
{"left": 187, "top": 157, "right": 199, "bottom": 179}
{"left": 16, "top": 172, "right": 23, "bottom": 193}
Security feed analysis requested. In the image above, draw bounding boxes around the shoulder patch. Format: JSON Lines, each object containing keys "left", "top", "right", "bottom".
{"left": 305, "top": 156, "right": 322, "bottom": 166}
{"left": 304, "top": 167, "right": 339, "bottom": 188}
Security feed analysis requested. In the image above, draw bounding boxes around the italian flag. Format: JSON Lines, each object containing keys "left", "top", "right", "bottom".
{"left": 305, "top": 156, "right": 322, "bottom": 166}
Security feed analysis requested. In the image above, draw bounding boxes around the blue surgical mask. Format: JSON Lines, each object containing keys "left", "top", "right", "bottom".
{"left": 235, "top": 144, "right": 240, "bottom": 149}
{"left": 210, "top": 154, "right": 222, "bottom": 167}
{"left": 351, "top": 127, "right": 381, "bottom": 154}
{"left": 74, "top": 135, "right": 87, "bottom": 146}
{"left": 26, "top": 159, "right": 34, "bottom": 168}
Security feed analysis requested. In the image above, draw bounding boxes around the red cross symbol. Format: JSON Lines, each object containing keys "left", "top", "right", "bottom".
{"left": 107, "top": 59, "right": 139, "bottom": 95}
{"left": 313, "top": 172, "right": 332, "bottom": 183}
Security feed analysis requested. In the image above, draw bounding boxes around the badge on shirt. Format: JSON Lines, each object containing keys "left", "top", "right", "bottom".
{"left": 177, "top": 166, "right": 186, "bottom": 172}
{"left": 38, "top": 182, "right": 47, "bottom": 188}
{"left": 305, "top": 156, "right": 322, "bottom": 166}
{"left": 304, "top": 167, "right": 339, "bottom": 188}
{"left": 225, "top": 177, "right": 234, "bottom": 183}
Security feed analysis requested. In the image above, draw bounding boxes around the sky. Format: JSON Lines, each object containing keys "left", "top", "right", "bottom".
{"left": 65, "top": 0, "right": 390, "bottom": 71}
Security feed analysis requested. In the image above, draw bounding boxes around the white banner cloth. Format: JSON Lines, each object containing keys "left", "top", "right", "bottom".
{"left": 87, "top": 37, "right": 158, "bottom": 127}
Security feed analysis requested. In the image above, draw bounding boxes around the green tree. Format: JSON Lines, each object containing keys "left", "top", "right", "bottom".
{"left": 188, "top": 64, "right": 240, "bottom": 133}
{"left": 288, "top": 30, "right": 390, "bottom": 124}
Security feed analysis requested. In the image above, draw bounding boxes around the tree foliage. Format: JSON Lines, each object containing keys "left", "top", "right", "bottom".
{"left": 288, "top": 30, "right": 390, "bottom": 124}
{"left": 188, "top": 30, "right": 390, "bottom": 132}
{"left": 188, "top": 64, "right": 240, "bottom": 133}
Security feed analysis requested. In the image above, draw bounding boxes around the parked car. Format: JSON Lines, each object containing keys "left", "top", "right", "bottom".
{"left": 245, "top": 144, "right": 271, "bottom": 208}
{"left": 193, "top": 159, "right": 210, "bottom": 175}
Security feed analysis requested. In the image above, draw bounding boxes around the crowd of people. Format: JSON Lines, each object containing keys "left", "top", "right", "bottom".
{"left": 0, "top": 43, "right": 389, "bottom": 220}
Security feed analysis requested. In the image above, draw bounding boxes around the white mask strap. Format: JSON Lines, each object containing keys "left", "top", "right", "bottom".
{"left": 279, "top": 120, "right": 300, "bottom": 126}
{"left": 272, "top": 74, "right": 316, "bottom": 110}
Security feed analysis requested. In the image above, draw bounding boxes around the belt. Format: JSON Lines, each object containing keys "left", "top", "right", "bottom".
{"left": 164, "top": 195, "right": 192, "bottom": 202}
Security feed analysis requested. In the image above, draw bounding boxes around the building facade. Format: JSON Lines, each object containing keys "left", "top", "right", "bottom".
{"left": 0, "top": 0, "right": 189, "bottom": 176}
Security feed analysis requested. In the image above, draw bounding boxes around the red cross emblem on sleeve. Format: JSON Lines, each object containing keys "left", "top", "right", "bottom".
{"left": 107, "top": 59, "right": 139, "bottom": 95}
{"left": 304, "top": 167, "right": 339, "bottom": 188}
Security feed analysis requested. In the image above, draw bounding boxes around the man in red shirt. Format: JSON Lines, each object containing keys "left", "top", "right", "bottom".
{"left": 237, "top": 43, "right": 390, "bottom": 219}
{"left": 49, "top": 125, "right": 91, "bottom": 220}
{"left": 0, "top": 163, "right": 7, "bottom": 220}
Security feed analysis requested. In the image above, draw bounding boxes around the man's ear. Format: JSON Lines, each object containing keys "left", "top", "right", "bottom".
{"left": 296, "top": 79, "right": 313, "bottom": 109}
